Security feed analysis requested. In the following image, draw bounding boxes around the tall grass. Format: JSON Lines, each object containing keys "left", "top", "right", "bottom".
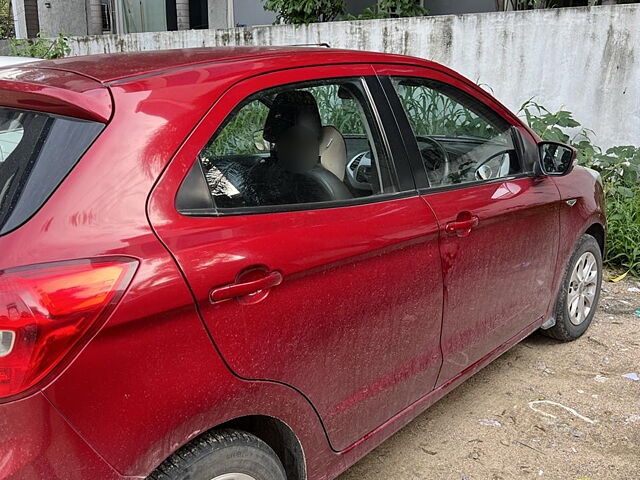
{"left": 394, "top": 84, "right": 497, "bottom": 139}
{"left": 606, "top": 189, "right": 640, "bottom": 275}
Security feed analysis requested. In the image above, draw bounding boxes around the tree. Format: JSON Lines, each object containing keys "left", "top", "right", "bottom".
{"left": 262, "top": 0, "right": 345, "bottom": 24}
{"left": 353, "top": 0, "right": 429, "bottom": 19}
{"left": 0, "top": 0, "right": 14, "bottom": 39}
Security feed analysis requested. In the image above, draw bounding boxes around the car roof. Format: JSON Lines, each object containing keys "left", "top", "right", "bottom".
{"left": 0, "top": 56, "right": 40, "bottom": 67}
{"left": 19, "top": 46, "right": 435, "bottom": 84}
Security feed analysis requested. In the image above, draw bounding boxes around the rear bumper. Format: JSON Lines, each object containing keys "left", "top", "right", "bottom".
{"left": 0, "top": 392, "right": 124, "bottom": 480}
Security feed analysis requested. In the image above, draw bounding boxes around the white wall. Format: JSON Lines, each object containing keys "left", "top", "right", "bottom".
{"left": 66, "top": 5, "right": 640, "bottom": 148}
{"left": 37, "top": 0, "right": 91, "bottom": 36}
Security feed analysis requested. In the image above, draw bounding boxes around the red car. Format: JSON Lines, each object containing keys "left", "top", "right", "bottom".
{"left": 0, "top": 47, "right": 605, "bottom": 480}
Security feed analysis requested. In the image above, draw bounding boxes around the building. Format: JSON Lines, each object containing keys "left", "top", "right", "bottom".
{"left": 10, "top": 0, "right": 617, "bottom": 39}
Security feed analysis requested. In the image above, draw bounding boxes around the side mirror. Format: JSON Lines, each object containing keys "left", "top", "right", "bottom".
{"left": 475, "top": 151, "right": 512, "bottom": 181}
{"left": 536, "top": 141, "right": 576, "bottom": 176}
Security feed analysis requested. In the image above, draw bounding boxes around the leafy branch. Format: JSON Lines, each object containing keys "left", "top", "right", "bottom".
{"left": 10, "top": 33, "right": 71, "bottom": 59}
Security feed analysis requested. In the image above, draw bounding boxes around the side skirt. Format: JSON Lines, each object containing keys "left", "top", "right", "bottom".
{"left": 321, "top": 318, "right": 543, "bottom": 480}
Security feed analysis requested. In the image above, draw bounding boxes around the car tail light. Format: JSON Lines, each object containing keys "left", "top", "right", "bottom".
{"left": 0, "top": 258, "right": 137, "bottom": 400}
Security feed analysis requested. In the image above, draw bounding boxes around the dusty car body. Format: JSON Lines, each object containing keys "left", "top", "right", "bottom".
{"left": 0, "top": 47, "right": 604, "bottom": 480}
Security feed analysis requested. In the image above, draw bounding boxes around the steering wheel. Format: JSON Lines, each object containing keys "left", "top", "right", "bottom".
{"left": 345, "top": 150, "right": 374, "bottom": 191}
{"left": 418, "top": 136, "right": 450, "bottom": 186}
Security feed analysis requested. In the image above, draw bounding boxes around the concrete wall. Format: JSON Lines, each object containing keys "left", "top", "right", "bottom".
{"left": 37, "top": 0, "right": 90, "bottom": 36}
{"left": 233, "top": 0, "right": 276, "bottom": 27}
{"left": 12, "top": 0, "right": 40, "bottom": 38}
{"left": 177, "top": 0, "right": 191, "bottom": 30}
{"left": 87, "top": 0, "right": 103, "bottom": 35}
{"left": 66, "top": 5, "right": 640, "bottom": 148}
{"left": 11, "top": 0, "right": 29, "bottom": 38}
{"left": 208, "top": 0, "right": 229, "bottom": 29}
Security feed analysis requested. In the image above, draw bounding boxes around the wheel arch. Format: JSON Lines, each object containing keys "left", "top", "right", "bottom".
{"left": 219, "top": 415, "right": 306, "bottom": 480}
{"left": 147, "top": 414, "right": 307, "bottom": 480}
{"left": 584, "top": 222, "right": 606, "bottom": 256}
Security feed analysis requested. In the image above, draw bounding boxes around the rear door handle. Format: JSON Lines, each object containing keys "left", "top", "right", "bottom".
{"left": 445, "top": 216, "right": 479, "bottom": 237}
{"left": 210, "top": 270, "right": 283, "bottom": 303}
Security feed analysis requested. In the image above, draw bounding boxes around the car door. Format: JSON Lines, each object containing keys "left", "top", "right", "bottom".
{"left": 148, "top": 65, "right": 444, "bottom": 451}
{"left": 376, "top": 66, "right": 561, "bottom": 386}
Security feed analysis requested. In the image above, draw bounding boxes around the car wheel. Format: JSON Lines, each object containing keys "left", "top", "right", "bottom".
{"left": 148, "top": 430, "right": 286, "bottom": 480}
{"left": 543, "top": 234, "right": 602, "bottom": 342}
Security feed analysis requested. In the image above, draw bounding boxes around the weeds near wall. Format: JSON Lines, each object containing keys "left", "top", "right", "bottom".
{"left": 262, "top": 0, "right": 429, "bottom": 24}
{"left": 348, "top": 0, "right": 429, "bottom": 20}
{"left": 262, "top": 0, "right": 346, "bottom": 24}
{"left": 520, "top": 100, "right": 640, "bottom": 275}
{"left": 10, "top": 33, "right": 71, "bottom": 59}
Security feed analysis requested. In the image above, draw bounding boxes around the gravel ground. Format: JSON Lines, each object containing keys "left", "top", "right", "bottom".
{"left": 338, "top": 273, "right": 640, "bottom": 480}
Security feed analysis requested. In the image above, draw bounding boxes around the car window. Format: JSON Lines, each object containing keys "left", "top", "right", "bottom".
{"left": 0, "top": 108, "right": 103, "bottom": 235}
{"left": 196, "top": 77, "right": 397, "bottom": 211}
{"left": 391, "top": 77, "right": 520, "bottom": 188}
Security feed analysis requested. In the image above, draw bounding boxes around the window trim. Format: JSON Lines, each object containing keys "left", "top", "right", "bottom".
{"left": 177, "top": 74, "right": 417, "bottom": 216}
{"left": 179, "top": 189, "right": 418, "bottom": 217}
{"left": 416, "top": 172, "right": 532, "bottom": 197}
{"left": 363, "top": 75, "right": 415, "bottom": 193}
{"left": 0, "top": 109, "right": 104, "bottom": 236}
{"left": 379, "top": 75, "right": 527, "bottom": 192}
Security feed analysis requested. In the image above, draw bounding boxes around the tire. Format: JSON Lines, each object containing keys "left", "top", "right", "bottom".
{"left": 148, "top": 430, "right": 287, "bottom": 480}
{"left": 542, "top": 234, "right": 603, "bottom": 342}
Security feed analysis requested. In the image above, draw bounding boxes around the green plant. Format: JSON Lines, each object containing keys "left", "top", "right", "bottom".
{"left": 606, "top": 187, "right": 640, "bottom": 275}
{"left": 397, "top": 84, "right": 496, "bottom": 138}
{"left": 205, "top": 100, "right": 269, "bottom": 157}
{"left": 262, "top": 0, "right": 345, "bottom": 24}
{"left": 10, "top": 32, "right": 71, "bottom": 59}
{"left": 0, "top": 0, "right": 14, "bottom": 39}
{"left": 205, "top": 84, "right": 366, "bottom": 158}
{"left": 310, "top": 85, "right": 365, "bottom": 134}
{"left": 349, "top": 0, "right": 429, "bottom": 20}
{"left": 520, "top": 99, "right": 640, "bottom": 275}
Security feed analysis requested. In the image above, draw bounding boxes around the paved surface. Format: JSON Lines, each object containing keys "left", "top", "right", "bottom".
{"left": 338, "top": 275, "right": 640, "bottom": 480}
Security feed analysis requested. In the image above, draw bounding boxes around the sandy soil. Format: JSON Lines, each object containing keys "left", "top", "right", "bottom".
{"left": 338, "top": 274, "right": 640, "bottom": 480}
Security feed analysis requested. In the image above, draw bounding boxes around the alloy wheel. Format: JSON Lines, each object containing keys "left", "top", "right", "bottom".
{"left": 567, "top": 251, "right": 598, "bottom": 326}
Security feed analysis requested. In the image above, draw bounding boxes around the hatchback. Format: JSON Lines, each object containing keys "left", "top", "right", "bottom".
{"left": 0, "top": 47, "right": 605, "bottom": 480}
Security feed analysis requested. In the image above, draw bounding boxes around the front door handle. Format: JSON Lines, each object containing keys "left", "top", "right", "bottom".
{"left": 445, "top": 215, "right": 479, "bottom": 237}
{"left": 210, "top": 270, "right": 283, "bottom": 304}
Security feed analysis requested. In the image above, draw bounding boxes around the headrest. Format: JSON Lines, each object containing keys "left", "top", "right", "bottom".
{"left": 276, "top": 125, "right": 321, "bottom": 174}
{"left": 263, "top": 90, "right": 322, "bottom": 144}
{"left": 319, "top": 126, "right": 347, "bottom": 181}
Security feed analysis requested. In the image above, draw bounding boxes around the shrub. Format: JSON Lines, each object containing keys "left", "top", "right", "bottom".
{"left": 350, "top": 0, "right": 429, "bottom": 20}
{"left": 263, "top": 0, "right": 428, "bottom": 23}
{"left": 262, "top": 0, "right": 345, "bottom": 24}
{"left": 520, "top": 100, "right": 640, "bottom": 275}
{"left": 0, "top": 0, "right": 14, "bottom": 39}
{"left": 10, "top": 32, "right": 71, "bottom": 59}
{"left": 606, "top": 187, "right": 640, "bottom": 275}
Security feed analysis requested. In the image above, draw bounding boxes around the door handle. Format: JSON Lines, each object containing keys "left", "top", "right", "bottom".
{"left": 445, "top": 215, "right": 479, "bottom": 237}
{"left": 210, "top": 270, "right": 283, "bottom": 303}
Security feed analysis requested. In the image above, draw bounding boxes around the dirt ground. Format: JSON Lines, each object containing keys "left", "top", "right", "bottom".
{"left": 338, "top": 273, "right": 640, "bottom": 480}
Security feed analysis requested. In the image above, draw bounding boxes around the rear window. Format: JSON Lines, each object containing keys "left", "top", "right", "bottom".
{"left": 0, "top": 107, "right": 103, "bottom": 234}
